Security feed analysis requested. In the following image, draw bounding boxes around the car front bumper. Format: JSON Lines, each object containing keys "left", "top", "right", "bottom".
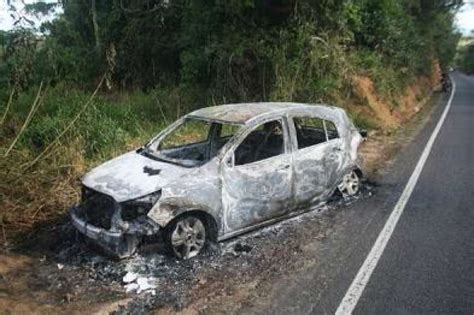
{"left": 70, "top": 206, "right": 141, "bottom": 258}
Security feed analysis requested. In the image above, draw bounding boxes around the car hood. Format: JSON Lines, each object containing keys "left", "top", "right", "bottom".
{"left": 82, "top": 150, "right": 193, "bottom": 202}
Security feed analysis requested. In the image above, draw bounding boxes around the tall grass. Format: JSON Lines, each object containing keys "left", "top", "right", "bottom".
{"left": 0, "top": 83, "right": 193, "bottom": 245}
{"left": 0, "top": 47, "right": 436, "bottom": 246}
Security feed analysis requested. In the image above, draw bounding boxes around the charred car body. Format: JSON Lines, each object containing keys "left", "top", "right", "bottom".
{"left": 71, "top": 103, "right": 364, "bottom": 259}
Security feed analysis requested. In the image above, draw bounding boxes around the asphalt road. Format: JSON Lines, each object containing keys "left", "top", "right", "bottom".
{"left": 242, "top": 72, "right": 474, "bottom": 314}
{"left": 353, "top": 72, "right": 474, "bottom": 313}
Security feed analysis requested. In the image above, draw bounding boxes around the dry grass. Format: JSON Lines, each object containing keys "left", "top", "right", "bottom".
{"left": 0, "top": 67, "right": 440, "bottom": 249}
{"left": 1, "top": 142, "right": 83, "bottom": 244}
{"left": 0, "top": 77, "right": 122, "bottom": 247}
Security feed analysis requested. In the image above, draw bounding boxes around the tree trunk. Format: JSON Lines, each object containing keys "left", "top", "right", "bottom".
{"left": 91, "top": 0, "right": 100, "bottom": 50}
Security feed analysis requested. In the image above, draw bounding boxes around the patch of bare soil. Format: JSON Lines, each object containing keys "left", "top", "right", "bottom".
{"left": 359, "top": 91, "right": 440, "bottom": 179}
{"left": 349, "top": 63, "right": 440, "bottom": 130}
{"left": 0, "top": 92, "right": 443, "bottom": 314}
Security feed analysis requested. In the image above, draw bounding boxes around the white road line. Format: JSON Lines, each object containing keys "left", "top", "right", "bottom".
{"left": 335, "top": 80, "right": 457, "bottom": 315}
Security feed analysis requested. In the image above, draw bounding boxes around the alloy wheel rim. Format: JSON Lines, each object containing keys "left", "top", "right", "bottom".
{"left": 338, "top": 171, "right": 360, "bottom": 196}
{"left": 171, "top": 216, "right": 206, "bottom": 259}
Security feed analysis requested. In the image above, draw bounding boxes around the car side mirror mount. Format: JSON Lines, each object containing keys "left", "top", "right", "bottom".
{"left": 359, "top": 129, "right": 368, "bottom": 138}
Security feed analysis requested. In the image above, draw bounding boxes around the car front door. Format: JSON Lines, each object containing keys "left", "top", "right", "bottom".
{"left": 221, "top": 118, "right": 293, "bottom": 233}
{"left": 290, "top": 115, "right": 345, "bottom": 207}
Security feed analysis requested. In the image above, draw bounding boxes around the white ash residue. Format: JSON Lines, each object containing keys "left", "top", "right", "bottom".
{"left": 123, "top": 272, "right": 157, "bottom": 294}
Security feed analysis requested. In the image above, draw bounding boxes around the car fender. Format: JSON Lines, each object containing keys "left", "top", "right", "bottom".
{"left": 147, "top": 162, "right": 223, "bottom": 229}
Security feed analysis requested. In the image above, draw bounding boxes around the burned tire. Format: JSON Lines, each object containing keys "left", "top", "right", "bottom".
{"left": 164, "top": 214, "right": 207, "bottom": 260}
{"left": 337, "top": 170, "right": 361, "bottom": 197}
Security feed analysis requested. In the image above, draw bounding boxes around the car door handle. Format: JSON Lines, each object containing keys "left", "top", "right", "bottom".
{"left": 332, "top": 147, "right": 343, "bottom": 152}
{"left": 279, "top": 164, "right": 290, "bottom": 170}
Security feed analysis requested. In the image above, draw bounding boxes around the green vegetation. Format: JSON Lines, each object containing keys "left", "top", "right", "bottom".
{"left": 0, "top": 0, "right": 462, "bottom": 238}
{"left": 458, "top": 35, "right": 474, "bottom": 73}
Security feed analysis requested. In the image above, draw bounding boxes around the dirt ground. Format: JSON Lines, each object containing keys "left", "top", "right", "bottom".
{"left": 0, "top": 93, "right": 441, "bottom": 315}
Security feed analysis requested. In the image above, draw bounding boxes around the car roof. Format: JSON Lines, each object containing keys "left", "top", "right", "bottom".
{"left": 187, "top": 102, "right": 342, "bottom": 124}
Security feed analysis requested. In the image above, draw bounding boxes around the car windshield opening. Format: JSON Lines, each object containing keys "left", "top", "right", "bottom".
{"left": 145, "top": 118, "right": 241, "bottom": 167}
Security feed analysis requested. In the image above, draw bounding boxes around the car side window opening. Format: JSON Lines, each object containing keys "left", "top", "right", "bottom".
{"left": 294, "top": 116, "right": 326, "bottom": 149}
{"left": 294, "top": 116, "right": 339, "bottom": 149}
{"left": 219, "top": 123, "right": 241, "bottom": 139}
{"left": 209, "top": 123, "right": 242, "bottom": 158}
{"left": 324, "top": 120, "right": 339, "bottom": 140}
{"left": 234, "top": 120, "right": 285, "bottom": 166}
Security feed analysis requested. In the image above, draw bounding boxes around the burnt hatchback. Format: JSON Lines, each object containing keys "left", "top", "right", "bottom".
{"left": 71, "top": 102, "right": 364, "bottom": 259}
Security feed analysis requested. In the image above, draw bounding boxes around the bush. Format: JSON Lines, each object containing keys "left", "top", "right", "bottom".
{"left": 459, "top": 42, "right": 474, "bottom": 74}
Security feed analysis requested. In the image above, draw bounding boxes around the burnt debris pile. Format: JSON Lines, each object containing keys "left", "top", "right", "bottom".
{"left": 22, "top": 181, "right": 374, "bottom": 312}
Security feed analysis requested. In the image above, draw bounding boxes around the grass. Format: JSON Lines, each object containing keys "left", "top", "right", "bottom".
{"left": 0, "top": 83, "right": 184, "bottom": 245}
{"left": 0, "top": 60, "right": 437, "bottom": 247}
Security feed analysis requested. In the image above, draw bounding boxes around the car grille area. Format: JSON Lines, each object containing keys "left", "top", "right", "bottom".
{"left": 79, "top": 187, "right": 116, "bottom": 230}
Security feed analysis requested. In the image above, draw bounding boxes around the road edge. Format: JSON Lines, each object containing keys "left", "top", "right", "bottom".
{"left": 335, "top": 79, "right": 457, "bottom": 315}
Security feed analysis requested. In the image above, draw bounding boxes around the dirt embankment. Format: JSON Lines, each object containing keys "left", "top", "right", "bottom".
{"left": 347, "top": 62, "right": 442, "bottom": 176}
{"left": 348, "top": 62, "right": 441, "bottom": 129}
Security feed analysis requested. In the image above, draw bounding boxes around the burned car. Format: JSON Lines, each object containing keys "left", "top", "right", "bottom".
{"left": 71, "top": 103, "right": 364, "bottom": 259}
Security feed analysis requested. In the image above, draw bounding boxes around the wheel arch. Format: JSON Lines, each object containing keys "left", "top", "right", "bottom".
{"left": 353, "top": 166, "right": 364, "bottom": 179}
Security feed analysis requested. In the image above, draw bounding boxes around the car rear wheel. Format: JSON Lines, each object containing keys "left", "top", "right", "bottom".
{"left": 165, "top": 215, "right": 207, "bottom": 259}
{"left": 337, "top": 170, "right": 360, "bottom": 197}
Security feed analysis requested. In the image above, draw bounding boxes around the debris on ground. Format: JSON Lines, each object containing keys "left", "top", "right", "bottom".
{"left": 124, "top": 276, "right": 157, "bottom": 294}
{"left": 1, "top": 184, "right": 374, "bottom": 313}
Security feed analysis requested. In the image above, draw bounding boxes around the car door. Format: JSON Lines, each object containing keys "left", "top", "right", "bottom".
{"left": 323, "top": 119, "right": 347, "bottom": 186}
{"left": 221, "top": 118, "right": 293, "bottom": 233}
{"left": 290, "top": 115, "right": 345, "bottom": 207}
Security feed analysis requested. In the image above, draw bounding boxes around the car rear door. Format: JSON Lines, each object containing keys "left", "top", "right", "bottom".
{"left": 289, "top": 115, "right": 345, "bottom": 207}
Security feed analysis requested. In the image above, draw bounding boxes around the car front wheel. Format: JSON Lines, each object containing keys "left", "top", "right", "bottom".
{"left": 164, "top": 215, "right": 207, "bottom": 259}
